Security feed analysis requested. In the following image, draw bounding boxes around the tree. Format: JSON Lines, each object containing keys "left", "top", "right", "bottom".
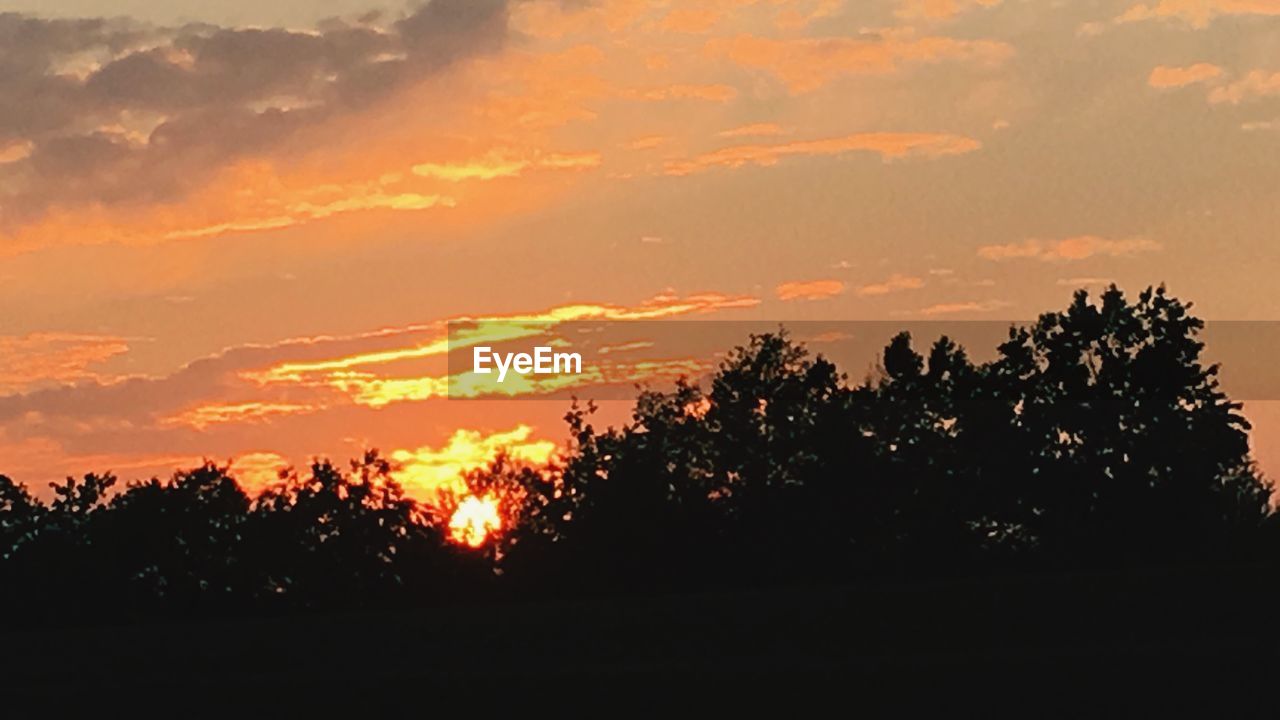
{"left": 98, "top": 463, "right": 251, "bottom": 610}
{"left": 982, "top": 285, "right": 1269, "bottom": 561}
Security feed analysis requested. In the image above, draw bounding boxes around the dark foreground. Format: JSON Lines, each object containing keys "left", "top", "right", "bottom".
{"left": 3, "top": 563, "right": 1278, "bottom": 713}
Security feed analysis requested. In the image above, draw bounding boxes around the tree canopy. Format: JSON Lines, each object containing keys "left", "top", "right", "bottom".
{"left": 1, "top": 286, "right": 1273, "bottom": 617}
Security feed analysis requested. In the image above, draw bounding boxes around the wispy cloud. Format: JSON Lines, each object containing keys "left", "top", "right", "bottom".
{"left": 0, "top": 332, "right": 131, "bottom": 394}
{"left": 856, "top": 273, "right": 925, "bottom": 296}
{"left": 978, "top": 236, "right": 1161, "bottom": 262}
{"left": 412, "top": 150, "right": 601, "bottom": 182}
{"left": 1208, "top": 70, "right": 1280, "bottom": 105}
{"left": 917, "top": 299, "right": 1012, "bottom": 315}
{"left": 664, "top": 132, "right": 981, "bottom": 176}
{"left": 718, "top": 122, "right": 790, "bottom": 139}
{"left": 1115, "top": 0, "right": 1280, "bottom": 28}
{"left": 775, "top": 279, "right": 846, "bottom": 301}
{"left": 707, "top": 28, "right": 1013, "bottom": 93}
{"left": 896, "top": 0, "right": 1003, "bottom": 21}
{"left": 1149, "top": 63, "right": 1223, "bottom": 89}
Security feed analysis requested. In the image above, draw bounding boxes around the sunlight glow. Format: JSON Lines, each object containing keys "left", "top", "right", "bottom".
{"left": 449, "top": 494, "right": 502, "bottom": 547}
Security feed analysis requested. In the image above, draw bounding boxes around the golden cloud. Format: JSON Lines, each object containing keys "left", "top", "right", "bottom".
{"left": 163, "top": 402, "right": 315, "bottom": 431}
{"left": 412, "top": 150, "right": 602, "bottom": 182}
{"left": 0, "top": 332, "right": 130, "bottom": 395}
{"left": 1148, "top": 63, "right": 1223, "bottom": 89}
{"left": 663, "top": 132, "right": 981, "bottom": 176}
{"left": 776, "top": 279, "right": 846, "bottom": 301}
{"left": 390, "top": 425, "right": 557, "bottom": 499}
{"left": 917, "top": 299, "right": 1012, "bottom": 315}
{"left": 248, "top": 291, "right": 758, "bottom": 406}
{"left": 229, "top": 452, "right": 291, "bottom": 497}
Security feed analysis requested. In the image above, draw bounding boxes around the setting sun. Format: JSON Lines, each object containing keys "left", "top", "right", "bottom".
{"left": 449, "top": 495, "right": 502, "bottom": 548}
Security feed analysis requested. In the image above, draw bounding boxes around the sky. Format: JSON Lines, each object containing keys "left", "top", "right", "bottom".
{"left": 2, "top": 0, "right": 1280, "bottom": 501}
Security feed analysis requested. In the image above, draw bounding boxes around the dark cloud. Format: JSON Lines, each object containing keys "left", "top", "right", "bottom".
{"left": 0, "top": 1, "right": 514, "bottom": 233}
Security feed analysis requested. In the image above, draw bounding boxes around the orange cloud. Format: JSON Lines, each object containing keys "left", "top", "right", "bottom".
{"left": 626, "top": 135, "right": 668, "bottom": 150}
{"left": 719, "top": 122, "right": 790, "bottom": 138}
{"left": 979, "top": 236, "right": 1161, "bottom": 262}
{"left": 627, "top": 84, "right": 739, "bottom": 102}
{"left": 390, "top": 425, "right": 557, "bottom": 499}
{"left": 1208, "top": 70, "right": 1280, "bottom": 105}
{"left": 856, "top": 274, "right": 926, "bottom": 296}
{"left": 0, "top": 140, "right": 33, "bottom": 164}
{"left": 1116, "top": 0, "right": 1280, "bottom": 28}
{"left": 1148, "top": 63, "right": 1223, "bottom": 88}
{"left": 412, "top": 150, "right": 602, "bottom": 182}
{"left": 229, "top": 452, "right": 291, "bottom": 496}
{"left": 917, "top": 299, "right": 1012, "bottom": 315}
{"left": 663, "top": 132, "right": 981, "bottom": 176}
{"left": 163, "top": 402, "right": 315, "bottom": 431}
{"left": 0, "top": 3, "right": 516, "bottom": 249}
{"left": 776, "top": 279, "right": 846, "bottom": 301}
{"left": 0, "top": 333, "right": 130, "bottom": 394}
{"left": 896, "top": 0, "right": 1003, "bottom": 20}
{"left": 708, "top": 30, "right": 1014, "bottom": 93}
{"left": 248, "top": 291, "right": 759, "bottom": 406}
{"left": 775, "top": 0, "right": 844, "bottom": 30}
{"left": 660, "top": 8, "right": 722, "bottom": 34}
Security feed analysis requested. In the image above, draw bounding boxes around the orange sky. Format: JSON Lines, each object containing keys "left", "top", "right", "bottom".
{"left": 2, "top": 0, "right": 1280, "bottom": 501}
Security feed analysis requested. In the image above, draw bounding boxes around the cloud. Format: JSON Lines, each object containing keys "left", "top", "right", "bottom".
{"left": 855, "top": 273, "right": 926, "bottom": 296}
{"left": 663, "top": 131, "right": 981, "bottom": 176}
{"left": 1208, "top": 70, "right": 1280, "bottom": 105}
{"left": 228, "top": 452, "right": 290, "bottom": 496}
{"left": 718, "top": 122, "right": 790, "bottom": 138}
{"left": 775, "top": 279, "right": 846, "bottom": 301}
{"left": 1242, "top": 118, "right": 1280, "bottom": 131}
{"left": 0, "top": 289, "right": 757, "bottom": 491}
{"left": 411, "top": 149, "right": 601, "bottom": 181}
{"left": 896, "top": 0, "right": 1003, "bottom": 21}
{"left": 0, "top": 1, "right": 515, "bottom": 244}
{"left": 625, "top": 84, "right": 739, "bottom": 102}
{"left": 978, "top": 236, "right": 1161, "bottom": 262}
{"left": 162, "top": 401, "right": 315, "bottom": 431}
{"left": 0, "top": 332, "right": 130, "bottom": 394}
{"left": 626, "top": 135, "right": 667, "bottom": 150}
{"left": 1056, "top": 277, "right": 1115, "bottom": 287}
{"left": 1148, "top": 63, "right": 1223, "bottom": 89}
{"left": 659, "top": 8, "right": 721, "bottom": 34}
{"left": 774, "top": 0, "right": 844, "bottom": 30}
{"left": 917, "top": 299, "right": 1012, "bottom": 315}
{"left": 1115, "top": 0, "right": 1280, "bottom": 28}
{"left": 391, "top": 425, "right": 557, "bottom": 498}
{"left": 707, "top": 29, "right": 1014, "bottom": 94}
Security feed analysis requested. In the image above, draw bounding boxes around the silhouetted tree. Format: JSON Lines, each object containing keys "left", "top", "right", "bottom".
{"left": 97, "top": 463, "right": 251, "bottom": 610}
{"left": 0, "top": 285, "right": 1272, "bottom": 615}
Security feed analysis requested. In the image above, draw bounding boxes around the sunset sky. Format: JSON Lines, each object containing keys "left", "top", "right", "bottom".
{"left": 2, "top": 0, "right": 1280, "bottom": 501}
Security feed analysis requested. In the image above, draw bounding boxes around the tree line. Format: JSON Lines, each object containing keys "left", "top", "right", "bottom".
{"left": 1, "top": 286, "right": 1275, "bottom": 618}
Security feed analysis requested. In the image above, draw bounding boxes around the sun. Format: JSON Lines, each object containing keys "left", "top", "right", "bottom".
{"left": 449, "top": 494, "right": 502, "bottom": 547}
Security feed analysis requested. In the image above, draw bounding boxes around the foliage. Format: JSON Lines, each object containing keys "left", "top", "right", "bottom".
{"left": 0, "top": 285, "right": 1272, "bottom": 616}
